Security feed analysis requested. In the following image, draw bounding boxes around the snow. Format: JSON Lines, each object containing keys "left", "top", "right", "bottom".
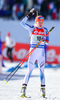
{"left": 0, "top": 62, "right": 60, "bottom": 100}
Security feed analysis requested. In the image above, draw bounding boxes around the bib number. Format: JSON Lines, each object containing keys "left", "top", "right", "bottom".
{"left": 34, "top": 36, "right": 43, "bottom": 41}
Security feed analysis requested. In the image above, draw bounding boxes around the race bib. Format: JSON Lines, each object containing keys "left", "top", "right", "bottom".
{"left": 34, "top": 35, "right": 43, "bottom": 41}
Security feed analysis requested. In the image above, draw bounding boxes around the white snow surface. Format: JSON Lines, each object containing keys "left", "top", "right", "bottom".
{"left": 0, "top": 61, "right": 60, "bottom": 100}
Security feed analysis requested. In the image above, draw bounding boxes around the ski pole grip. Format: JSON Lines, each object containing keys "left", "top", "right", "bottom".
{"left": 45, "top": 26, "right": 55, "bottom": 37}
{"left": 49, "top": 26, "right": 55, "bottom": 32}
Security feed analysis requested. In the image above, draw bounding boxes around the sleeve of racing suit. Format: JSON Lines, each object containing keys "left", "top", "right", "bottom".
{"left": 20, "top": 16, "right": 34, "bottom": 34}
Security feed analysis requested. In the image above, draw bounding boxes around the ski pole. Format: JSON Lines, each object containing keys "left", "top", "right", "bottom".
{"left": 4, "top": 26, "right": 55, "bottom": 84}
{"left": 3, "top": 63, "right": 20, "bottom": 81}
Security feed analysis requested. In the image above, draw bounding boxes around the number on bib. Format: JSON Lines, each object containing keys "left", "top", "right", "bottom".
{"left": 34, "top": 36, "right": 43, "bottom": 41}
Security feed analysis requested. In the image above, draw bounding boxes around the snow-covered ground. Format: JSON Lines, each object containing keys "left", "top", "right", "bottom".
{"left": 0, "top": 62, "right": 60, "bottom": 100}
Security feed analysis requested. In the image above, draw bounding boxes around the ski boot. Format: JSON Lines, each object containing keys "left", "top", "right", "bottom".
{"left": 40, "top": 85, "right": 46, "bottom": 98}
{"left": 20, "top": 84, "right": 27, "bottom": 98}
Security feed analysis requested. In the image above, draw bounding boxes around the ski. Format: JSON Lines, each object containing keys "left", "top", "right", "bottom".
{"left": 20, "top": 95, "right": 31, "bottom": 98}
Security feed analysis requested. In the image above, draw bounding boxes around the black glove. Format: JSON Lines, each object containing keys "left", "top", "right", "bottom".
{"left": 27, "top": 8, "right": 36, "bottom": 19}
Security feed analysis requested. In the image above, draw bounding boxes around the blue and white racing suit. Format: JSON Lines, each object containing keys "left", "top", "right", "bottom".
{"left": 20, "top": 17, "right": 49, "bottom": 86}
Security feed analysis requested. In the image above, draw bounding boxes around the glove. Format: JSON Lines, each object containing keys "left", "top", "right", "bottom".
{"left": 27, "top": 8, "right": 36, "bottom": 19}
{"left": 42, "top": 36, "right": 46, "bottom": 41}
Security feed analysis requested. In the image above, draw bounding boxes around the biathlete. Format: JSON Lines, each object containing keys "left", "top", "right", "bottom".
{"left": 20, "top": 8, "right": 49, "bottom": 98}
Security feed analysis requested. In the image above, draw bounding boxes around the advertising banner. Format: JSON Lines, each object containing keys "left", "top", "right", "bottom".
{"left": 2, "top": 43, "right": 30, "bottom": 61}
{"left": 46, "top": 46, "right": 60, "bottom": 64}
{"left": 2, "top": 43, "right": 60, "bottom": 64}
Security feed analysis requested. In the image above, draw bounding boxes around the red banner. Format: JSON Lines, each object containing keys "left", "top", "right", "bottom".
{"left": 2, "top": 43, "right": 30, "bottom": 61}
{"left": 46, "top": 46, "right": 60, "bottom": 64}
{"left": 2, "top": 43, "right": 60, "bottom": 64}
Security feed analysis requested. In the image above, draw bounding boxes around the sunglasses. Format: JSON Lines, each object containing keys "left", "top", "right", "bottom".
{"left": 38, "top": 17, "right": 44, "bottom": 20}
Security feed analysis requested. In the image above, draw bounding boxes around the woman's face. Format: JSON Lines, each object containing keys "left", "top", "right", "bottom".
{"left": 36, "top": 21, "right": 44, "bottom": 28}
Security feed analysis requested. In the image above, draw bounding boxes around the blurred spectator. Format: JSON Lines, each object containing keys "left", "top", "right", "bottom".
{"left": 12, "top": 3, "right": 24, "bottom": 19}
{"left": 48, "top": 1, "right": 57, "bottom": 19}
{"left": 0, "top": 0, "right": 60, "bottom": 20}
{"left": 5, "top": 32, "right": 15, "bottom": 62}
{"left": 0, "top": 0, "right": 11, "bottom": 17}
{"left": 40, "top": 0, "right": 48, "bottom": 19}
{"left": 0, "top": 32, "right": 2, "bottom": 73}
{"left": 33, "top": 0, "right": 43, "bottom": 14}
{"left": 21, "top": 0, "right": 27, "bottom": 15}
{"left": 0, "top": 0, "right": 4, "bottom": 9}
{"left": 55, "top": 0, "right": 60, "bottom": 19}
{"left": 27, "top": 0, "right": 34, "bottom": 11}
{"left": 7, "top": 0, "right": 15, "bottom": 16}
{"left": 0, "top": 32, "right": 5, "bottom": 73}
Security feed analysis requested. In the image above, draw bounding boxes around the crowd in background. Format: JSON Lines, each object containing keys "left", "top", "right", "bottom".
{"left": 0, "top": 0, "right": 60, "bottom": 20}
